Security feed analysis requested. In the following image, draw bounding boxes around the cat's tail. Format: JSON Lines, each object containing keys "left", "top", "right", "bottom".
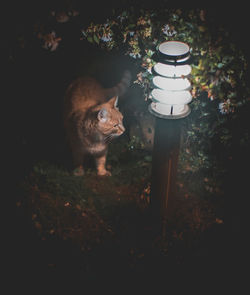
{"left": 105, "top": 70, "right": 132, "bottom": 98}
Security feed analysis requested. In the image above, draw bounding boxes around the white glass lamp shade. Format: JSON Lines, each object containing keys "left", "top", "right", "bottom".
{"left": 151, "top": 103, "right": 190, "bottom": 117}
{"left": 151, "top": 89, "right": 192, "bottom": 105}
{"left": 149, "top": 41, "right": 192, "bottom": 119}
{"left": 159, "top": 41, "right": 190, "bottom": 63}
{"left": 154, "top": 63, "right": 191, "bottom": 78}
{"left": 153, "top": 76, "right": 191, "bottom": 91}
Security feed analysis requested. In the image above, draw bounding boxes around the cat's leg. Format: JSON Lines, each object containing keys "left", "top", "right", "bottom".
{"left": 71, "top": 147, "right": 85, "bottom": 176}
{"left": 95, "top": 152, "right": 111, "bottom": 176}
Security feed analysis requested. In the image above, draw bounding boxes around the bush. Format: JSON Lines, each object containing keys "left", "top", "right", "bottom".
{"left": 82, "top": 8, "right": 250, "bottom": 175}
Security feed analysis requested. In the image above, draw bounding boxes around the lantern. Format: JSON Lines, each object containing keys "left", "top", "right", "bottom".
{"left": 149, "top": 41, "right": 192, "bottom": 119}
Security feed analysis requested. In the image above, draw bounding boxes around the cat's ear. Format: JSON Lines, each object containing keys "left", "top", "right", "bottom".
{"left": 97, "top": 108, "right": 108, "bottom": 122}
{"left": 108, "top": 96, "right": 119, "bottom": 109}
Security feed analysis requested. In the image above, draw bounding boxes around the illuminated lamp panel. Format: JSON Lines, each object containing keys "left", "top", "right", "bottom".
{"left": 153, "top": 76, "right": 191, "bottom": 91}
{"left": 149, "top": 41, "right": 192, "bottom": 119}
{"left": 159, "top": 41, "right": 189, "bottom": 56}
{"left": 151, "top": 89, "right": 192, "bottom": 105}
{"left": 154, "top": 63, "right": 192, "bottom": 78}
{"left": 153, "top": 103, "right": 185, "bottom": 116}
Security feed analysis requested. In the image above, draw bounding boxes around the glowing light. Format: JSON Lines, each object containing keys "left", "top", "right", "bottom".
{"left": 154, "top": 63, "right": 191, "bottom": 77}
{"left": 153, "top": 76, "right": 191, "bottom": 91}
{"left": 159, "top": 41, "right": 189, "bottom": 57}
{"left": 149, "top": 41, "right": 192, "bottom": 119}
{"left": 151, "top": 89, "right": 192, "bottom": 105}
{"left": 151, "top": 103, "right": 189, "bottom": 117}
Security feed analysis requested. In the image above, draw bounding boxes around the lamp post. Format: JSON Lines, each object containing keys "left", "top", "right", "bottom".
{"left": 149, "top": 41, "right": 192, "bottom": 237}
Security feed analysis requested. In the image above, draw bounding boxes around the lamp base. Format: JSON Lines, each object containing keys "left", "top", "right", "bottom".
{"left": 148, "top": 103, "right": 191, "bottom": 119}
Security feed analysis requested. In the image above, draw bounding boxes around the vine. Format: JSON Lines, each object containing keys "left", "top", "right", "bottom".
{"left": 81, "top": 8, "right": 250, "bottom": 175}
{"left": 81, "top": 8, "right": 249, "bottom": 110}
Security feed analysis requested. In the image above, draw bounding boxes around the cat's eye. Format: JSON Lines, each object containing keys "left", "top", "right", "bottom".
{"left": 114, "top": 123, "right": 119, "bottom": 128}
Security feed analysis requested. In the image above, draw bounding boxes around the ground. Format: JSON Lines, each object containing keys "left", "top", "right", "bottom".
{"left": 9, "top": 133, "right": 232, "bottom": 290}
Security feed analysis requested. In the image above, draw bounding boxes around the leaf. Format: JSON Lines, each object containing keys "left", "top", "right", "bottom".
{"left": 93, "top": 34, "right": 100, "bottom": 44}
{"left": 127, "top": 24, "right": 135, "bottom": 29}
{"left": 121, "top": 11, "right": 127, "bottom": 17}
{"left": 198, "top": 26, "right": 206, "bottom": 32}
{"left": 202, "top": 112, "right": 209, "bottom": 117}
{"left": 144, "top": 155, "right": 152, "bottom": 162}
{"left": 87, "top": 36, "right": 93, "bottom": 43}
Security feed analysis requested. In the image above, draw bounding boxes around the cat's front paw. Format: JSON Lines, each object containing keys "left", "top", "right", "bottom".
{"left": 97, "top": 170, "right": 112, "bottom": 177}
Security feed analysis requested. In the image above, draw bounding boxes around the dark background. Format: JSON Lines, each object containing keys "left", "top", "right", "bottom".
{"left": 2, "top": 1, "right": 249, "bottom": 290}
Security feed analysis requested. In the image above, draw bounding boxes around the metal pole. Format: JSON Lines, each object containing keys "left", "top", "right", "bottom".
{"left": 150, "top": 117, "right": 183, "bottom": 237}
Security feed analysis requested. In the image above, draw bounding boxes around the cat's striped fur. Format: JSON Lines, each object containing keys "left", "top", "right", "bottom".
{"left": 63, "top": 70, "right": 131, "bottom": 176}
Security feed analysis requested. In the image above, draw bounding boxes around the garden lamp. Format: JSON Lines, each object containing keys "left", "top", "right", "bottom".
{"left": 149, "top": 41, "right": 192, "bottom": 119}
{"left": 149, "top": 41, "right": 192, "bottom": 237}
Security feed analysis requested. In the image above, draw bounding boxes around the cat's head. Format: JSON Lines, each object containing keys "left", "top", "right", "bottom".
{"left": 96, "top": 96, "right": 125, "bottom": 137}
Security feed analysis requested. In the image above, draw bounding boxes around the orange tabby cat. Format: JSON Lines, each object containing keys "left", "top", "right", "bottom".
{"left": 63, "top": 70, "right": 131, "bottom": 176}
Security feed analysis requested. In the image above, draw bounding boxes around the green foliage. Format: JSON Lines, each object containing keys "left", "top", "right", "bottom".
{"left": 82, "top": 8, "right": 250, "bottom": 175}
{"left": 21, "top": 139, "right": 152, "bottom": 244}
{"left": 107, "top": 136, "right": 152, "bottom": 185}
{"left": 82, "top": 8, "right": 250, "bottom": 110}
{"left": 31, "top": 161, "right": 92, "bottom": 206}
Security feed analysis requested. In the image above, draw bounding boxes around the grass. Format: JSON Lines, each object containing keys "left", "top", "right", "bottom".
{"left": 13, "top": 133, "right": 230, "bottom": 288}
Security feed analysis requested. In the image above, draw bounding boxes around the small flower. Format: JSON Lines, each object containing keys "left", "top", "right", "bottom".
{"left": 117, "top": 14, "right": 127, "bottom": 22}
{"left": 218, "top": 102, "right": 225, "bottom": 114}
{"left": 137, "top": 72, "right": 143, "bottom": 82}
{"left": 129, "top": 52, "right": 141, "bottom": 59}
{"left": 142, "top": 27, "right": 152, "bottom": 38}
{"left": 137, "top": 17, "right": 147, "bottom": 26}
{"left": 147, "top": 67, "right": 152, "bottom": 74}
{"left": 162, "top": 24, "right": 177, "bottom": 37}
{"left": 101, "top": 33, "right": 112, "bottom": 42}
{"left": 40, "top": 31, "right": 61, "bottom": 51}
{"left": 218, "top": 99, "right": 232, "bottom": 114}
{"left": 81, "top": 29, "right": 87, "bottom": 37}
